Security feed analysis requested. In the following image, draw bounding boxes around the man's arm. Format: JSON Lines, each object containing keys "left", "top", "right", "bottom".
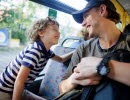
{"left": 58, "top": 49, "right": 81, "bottom": 94}
{"left": 108, "top": 60, "right": 130, "bottom": 86}
{"left": 59, "top": 79, "right": 76, "bottom": 94}
{"left": 12, "top": 66, "right": 30, "bottom": 100}
{"left": 74, "top": 57, "right": 130, "bottom": 86}
{"left": 59, "top": 72, "right": 79, "bottom": 94}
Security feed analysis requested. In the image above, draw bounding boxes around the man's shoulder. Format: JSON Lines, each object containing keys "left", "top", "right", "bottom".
{"left": 121, "top": 33, "right": 130, "bottom": 42}
{"left": 81, "top": 37, "right": 98, "bottom": 47}
{"left": 125, "top": 34, "right": 130, "bottom": 39}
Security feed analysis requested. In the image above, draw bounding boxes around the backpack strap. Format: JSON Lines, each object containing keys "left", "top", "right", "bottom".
{"left": 80, "top": 86, "right": 95, "bottom": 100}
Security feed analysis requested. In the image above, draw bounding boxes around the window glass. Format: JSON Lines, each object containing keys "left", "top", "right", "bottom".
{"left": 0, "top": 0, "right": 83, "bottom": 71}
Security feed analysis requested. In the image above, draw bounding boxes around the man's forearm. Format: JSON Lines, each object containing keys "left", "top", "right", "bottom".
{"left": 59, "top": 78, "right": 77, "bottom": 94}
{"left": 108, "top": 60, "right": 130, "bottom": 86}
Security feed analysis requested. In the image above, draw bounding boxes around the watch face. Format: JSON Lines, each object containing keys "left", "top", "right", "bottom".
{"left": 99, "top": 65, "right": 108, "bottom": 76}
{"left": 97, "top": 57, "right": 110, "bottom": 76}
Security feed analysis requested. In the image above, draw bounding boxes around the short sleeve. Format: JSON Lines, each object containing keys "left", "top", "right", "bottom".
{"left": 21, "top": 48, "right": 41, "bottom": 69}
{"left": 48, "top": 50, "right": 55, "bottom": 58}
{"left": 62, "top": 46, "right": 83, "bottom": 80}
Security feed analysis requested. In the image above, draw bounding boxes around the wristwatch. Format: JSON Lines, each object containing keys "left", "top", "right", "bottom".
{"left": 97, "top": 57, "right": 111, "bottom": 76}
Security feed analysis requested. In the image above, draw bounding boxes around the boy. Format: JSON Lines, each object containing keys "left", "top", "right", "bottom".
{"left": 0, "top": 17, "right": 73, "bottom": 100}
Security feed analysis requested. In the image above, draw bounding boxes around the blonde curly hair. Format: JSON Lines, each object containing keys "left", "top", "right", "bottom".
{"left": 28, "top": 17, "right": 59, "bottom": 42}
{"left": 77, "top": 28, "right": 89, "bottom": 40}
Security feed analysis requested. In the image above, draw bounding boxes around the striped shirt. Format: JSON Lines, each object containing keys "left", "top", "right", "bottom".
{"left": 0, "top": 41, "right": 55, "bottom": 93}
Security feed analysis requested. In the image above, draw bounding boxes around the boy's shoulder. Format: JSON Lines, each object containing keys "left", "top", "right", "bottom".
{"left": 26, "top": 42, "right": 42, "bottom": 51}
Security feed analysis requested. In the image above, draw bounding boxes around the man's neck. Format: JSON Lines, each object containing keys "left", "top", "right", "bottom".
{"left": 99, "top": 26, "right": 121, "bottom": 49}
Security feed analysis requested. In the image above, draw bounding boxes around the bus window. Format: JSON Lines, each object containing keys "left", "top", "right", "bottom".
{"left": 0, "top": 0, "right": 83, "bottom": 71}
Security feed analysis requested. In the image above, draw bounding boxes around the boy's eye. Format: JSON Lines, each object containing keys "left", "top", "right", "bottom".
{"left": 53, "top": 28, "right": 59, "bottom": 32}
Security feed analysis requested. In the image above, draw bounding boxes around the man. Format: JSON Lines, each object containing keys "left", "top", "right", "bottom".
{"left": 59, "top": 0, "right": 130, "bottom": 96}
{"left": 123, "top": 23, "right": 130, "bottom": 34}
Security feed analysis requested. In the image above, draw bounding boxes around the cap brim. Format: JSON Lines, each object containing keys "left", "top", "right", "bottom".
{"left": 72, "top": 0, "right": 105, "bottom": 23}
{"left": 72, "top": 7, "right": 90, "bottom": 23}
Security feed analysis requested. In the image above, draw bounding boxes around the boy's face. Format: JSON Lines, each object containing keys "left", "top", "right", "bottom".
{"left": 43, "top": 24, "right": 60, "bottom": 45}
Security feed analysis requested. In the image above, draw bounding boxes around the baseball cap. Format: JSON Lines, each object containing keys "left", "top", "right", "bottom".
{"left": 72, "top": 0, "right": 116, "bottom": 23}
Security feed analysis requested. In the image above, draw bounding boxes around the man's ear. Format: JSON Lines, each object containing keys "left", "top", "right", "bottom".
{"left": 99, "top": 4, "right": 107, "bottom": 17}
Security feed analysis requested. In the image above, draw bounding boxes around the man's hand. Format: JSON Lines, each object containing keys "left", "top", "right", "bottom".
{"left": 72, "top": 57, "right": 102, "bottom": 86}
{"left": 59, "top": 57, "right": 102, "bottom": 94}
{"left": 59, "top": 73, "right": 78, "bottom": 94}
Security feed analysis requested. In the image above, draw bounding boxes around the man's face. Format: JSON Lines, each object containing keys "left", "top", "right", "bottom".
{"left": 82, "top": 8, "right": 100, "bottom": 38}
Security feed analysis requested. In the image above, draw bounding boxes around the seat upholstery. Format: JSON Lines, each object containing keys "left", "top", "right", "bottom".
{"left": 39, "top": 46, "right": 74, "bottom": 100}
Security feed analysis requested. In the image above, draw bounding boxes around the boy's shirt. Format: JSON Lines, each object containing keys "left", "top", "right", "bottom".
{"left": 0, "top": 41, "right": 55, "bottom": 92}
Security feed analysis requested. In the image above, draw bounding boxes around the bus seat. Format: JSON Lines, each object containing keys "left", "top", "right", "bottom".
{"left": 39, "top": 46, "right": 74, "bottom": 99}
{"left": 38, "top": 36, "right": 84, "bottom": 100}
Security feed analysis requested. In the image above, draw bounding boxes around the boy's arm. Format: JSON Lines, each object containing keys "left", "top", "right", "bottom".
{"left": 12, "top": 65, "right": 30, "bottom": 100}
{"left": 52, "top": 50, "right": 74, "bottom": 62}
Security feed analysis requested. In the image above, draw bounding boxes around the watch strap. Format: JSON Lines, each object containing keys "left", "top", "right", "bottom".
{"left": 97, "top": 57, "right": 111, "bottom": 76}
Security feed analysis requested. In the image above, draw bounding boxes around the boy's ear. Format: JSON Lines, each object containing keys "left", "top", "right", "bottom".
{"left": 37, "top": 31, "right": 44, "bottom": 36}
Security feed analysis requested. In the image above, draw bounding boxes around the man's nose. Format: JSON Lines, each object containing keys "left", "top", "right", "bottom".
{"left": 82, "top": 19, "right": 86, "bottom": 27}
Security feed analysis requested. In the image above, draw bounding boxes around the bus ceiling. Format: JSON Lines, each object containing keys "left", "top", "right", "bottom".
{"left": 30, "top": 0, "right": 130, "bottom": 30}
{"left": 29, "top": 0, "right": 77, "bottom": 14}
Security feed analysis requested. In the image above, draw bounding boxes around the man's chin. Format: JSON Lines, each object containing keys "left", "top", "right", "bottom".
{"left": 89, "top": 33, "right": 98, "bottom": 38}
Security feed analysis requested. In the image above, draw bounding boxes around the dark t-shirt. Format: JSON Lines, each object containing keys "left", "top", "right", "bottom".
{"left": 62, "top": 33, "right": 130, "bottom": 80}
